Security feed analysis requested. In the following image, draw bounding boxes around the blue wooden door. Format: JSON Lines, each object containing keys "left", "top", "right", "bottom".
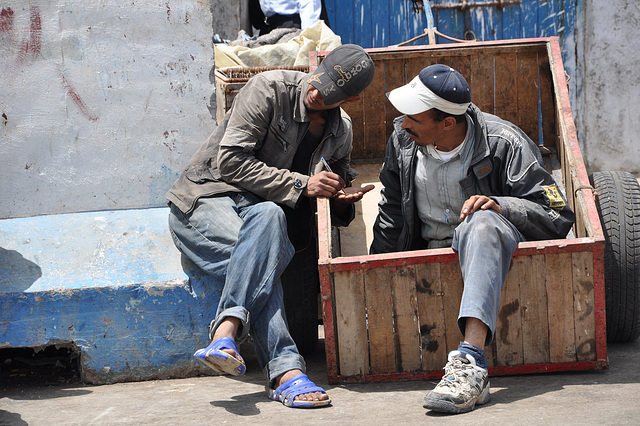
{"left": 322, "top": 0, "right": 580, "bottom": 49}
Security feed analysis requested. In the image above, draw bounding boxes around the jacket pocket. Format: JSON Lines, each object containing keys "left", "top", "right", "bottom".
{"left": 184, "top": 159, "right": 221, "bottom": 183}
{"left": 257, "top": 124, "right": 292, "bottom": 164}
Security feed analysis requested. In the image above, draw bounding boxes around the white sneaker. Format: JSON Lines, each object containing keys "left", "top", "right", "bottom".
{"left": 422, "top": 350, "right": 490, "bottom": 414}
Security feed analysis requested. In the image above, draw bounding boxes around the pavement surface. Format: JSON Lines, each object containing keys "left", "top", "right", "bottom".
{"left": 1, "top": 336, "right": 639, "bottom": 425}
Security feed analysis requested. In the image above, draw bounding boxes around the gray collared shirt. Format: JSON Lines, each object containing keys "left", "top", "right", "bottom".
{"left": 414, "top": 114, "right": 475, "bottom": 248}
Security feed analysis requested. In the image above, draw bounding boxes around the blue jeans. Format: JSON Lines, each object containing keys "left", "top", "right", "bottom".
{"left": 168, "top": 192, "right": 304, "bottom": 383}
{"left": 452, "top": 209, "right": 526, "bottom": 346}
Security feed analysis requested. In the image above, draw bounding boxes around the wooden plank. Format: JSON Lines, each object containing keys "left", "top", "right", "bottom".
{"left": 501, "top": 0, "right": 523, "bottom": 40}
{"left": 341, "top": 99, "right": 364, "bottom": 158}
{"left": 363, "top": 58, "right": 388, "bottom": 160}
{"left": 485, "top": 339, "right": 498, "bottom": 368}
{"left": 390, "top": 265, "right": 421, "bottom": 372}
{"left": 388, "top": 0, "right": 408, "bottom": 46}
{"left": 447, "top": 55, "right": 471, "bottom": 87}
{"left": 572, "top": 251, "right": 597, "bottom": 362}
{"left": 494, "top": 51, "right": 518, "bottom": 124}
{"left": 521, "top": 254, "right": 550, "bottom": 365}
{"left": 441, "top": 261, "right": 463, "bottom": 354}
{"left": 353, "top": 0, "right": 372, "bottom": 48}
{"left": 521, "top": 0, "right": 538, "bottom": 39}
{"left": 405, "top": 54, "right": 432, "bottom": 86}
{"left": 546, "top": 252, "right": 577, "bottom": 363}
{"left": 470, "top": 52, "right": 495, "bottom": 115}
{"left": 538, "top": 50, "right": 556, "bottom": 150}
{"left": 333, "top": 270, "right": 370, "bottom": 377}
{"left": 371, "top": 0, "right": 389, "bottom": 48}
{"left": 332, "top": 0, "right": 353, "bottom": 45}
{"left": 415, "top": 262, "right": 447, "bottom": 371}
{"left": 383, "top": 57, "right": 405, "bottom": 145}
{"left": 496, "top": 256, "right": 524, "bottom": 367}
{"left": 364, "top": 267, "right": 397, "bottom": 373}
{"left": 516, "top": 50, "right": 540, "bottom": 143}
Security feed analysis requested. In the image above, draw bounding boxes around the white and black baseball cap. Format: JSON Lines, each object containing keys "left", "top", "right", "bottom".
{"left": 387, "top": 64, "right": 471, "bottom": 115}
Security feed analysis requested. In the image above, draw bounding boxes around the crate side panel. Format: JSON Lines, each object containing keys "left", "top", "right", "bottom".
{"left": 341, "top": 101, "right": 365, "bottom": 160}
{"left": 441, "top": 261, "right": 464, "bottom": 355}
{"left": 572, "top": 251, "right": 597, "bottom": 362}
{"left": 364, "top": 267, "right": 397, "bottom": 373}
{"left": 333, "top": 270, "right": 370, "bottom": 377}
{"left": 390, "top": 265, "right": 421, "bottom": 372}
{"left": 415, "top": 262, "right": 448, "bottom": 371}
{"left": 384, "top": 57, "right": 406, "bottom": 144}
{"left": 521, "top": 254, "right": 551, "bottom": 365}
{"left": 538, "top": 51, "right": 557, "bottom": 151}
{"left": 363, "top": 58, "right": 388, "bottom": 159}
{"left": 494, "top": 51, "right": 518, "bottom": 125}
{"left": 516, "top": 50, "right": 541, "bottom": 144}
{"left": 470, "top": 52, "right": 496, "bottom": 115}
{"left": 405, "top": 55, "right": 432, "bottom": 88}
{"left": 546, "top": 252, "right": 577, "bottom": 362}
{"left": 496, "top": 255, "right": 525, "bottom": 367}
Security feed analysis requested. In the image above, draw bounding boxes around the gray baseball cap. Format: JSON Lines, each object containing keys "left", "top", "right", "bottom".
{"left": 307, "top": 44, "right": 375, "bottom": 105}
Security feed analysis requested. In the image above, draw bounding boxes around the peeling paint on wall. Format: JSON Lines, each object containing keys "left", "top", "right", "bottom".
{"left": 0, "top": 1, "right": 216, "bottom": 219}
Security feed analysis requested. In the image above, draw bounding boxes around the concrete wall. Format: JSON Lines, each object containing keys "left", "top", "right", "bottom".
{"left": 0, "top": 1, "right": 216, "bottom": 219}
{"left": 577, "top": 0, "right": 640, "bottom": 174}
{"left": 211, "top": 0, "right": 248, "bottom": 41}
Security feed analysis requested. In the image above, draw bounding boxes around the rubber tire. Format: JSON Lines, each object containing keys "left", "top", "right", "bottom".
{"left": 281, "top": 237, "right": 320, "bottom": 355}
{"left": 590, "top": 171, "right": 640, "bottom": 342}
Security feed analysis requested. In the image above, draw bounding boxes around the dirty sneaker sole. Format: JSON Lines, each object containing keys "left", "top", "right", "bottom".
{"left": 422, "top": 383, "right": 491, "bottom": 414}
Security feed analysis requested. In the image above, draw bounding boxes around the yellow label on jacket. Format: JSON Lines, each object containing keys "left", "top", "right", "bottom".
{"left": 543, "top": 184, "right": 566, "bottom": 208}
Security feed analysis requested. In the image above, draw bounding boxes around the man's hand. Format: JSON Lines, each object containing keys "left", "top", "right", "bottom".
{"left": 304, "top": 171, "right": 374, "bottom": 203}
{"left": 460, "top": 195, "right": 502, "bottom": 221}
{"left": 304, "top": 171, "right": 346, "bottom": 198}
{"left": 335, "top": 184, "right": 375, "bottom": 203}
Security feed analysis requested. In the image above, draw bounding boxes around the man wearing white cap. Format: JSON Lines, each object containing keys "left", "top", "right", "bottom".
{"left": 370, "top": 64, "right": 575, "bottom": 414}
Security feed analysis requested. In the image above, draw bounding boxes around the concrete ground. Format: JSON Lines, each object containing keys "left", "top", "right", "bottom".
{"left": 1, "top": 336, "right": 638, "bottom": 425}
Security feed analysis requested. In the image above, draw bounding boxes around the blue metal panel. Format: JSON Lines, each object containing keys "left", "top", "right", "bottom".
{"left": 0, "top": 207, "right": 221, "bottom": 384}
{"left": 372, "top": 0, "right": 390, "bottom": 47}
{"left": 325, "top": 1, "right": 580, "bottom": 49}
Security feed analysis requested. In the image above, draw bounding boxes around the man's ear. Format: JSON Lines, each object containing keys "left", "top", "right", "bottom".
{"left": 442, "top": 116, "right": 458, "bottom": 130}
{"left": 344, "top": 95, "right": 361, "bottom": 104}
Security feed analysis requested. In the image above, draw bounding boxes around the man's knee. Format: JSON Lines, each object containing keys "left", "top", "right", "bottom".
{"left": 251, "top": 201, "right": 286, "bottom": 223}
{"left": 455, "top": 209, "right": 503, "bottom": 239}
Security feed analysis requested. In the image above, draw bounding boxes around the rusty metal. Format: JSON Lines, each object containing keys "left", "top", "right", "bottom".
{"left": 215, "top": 65, "right": 309, "bottom": 83}
{"left": 430, "top": 0, "right": 521, "bottom": 10}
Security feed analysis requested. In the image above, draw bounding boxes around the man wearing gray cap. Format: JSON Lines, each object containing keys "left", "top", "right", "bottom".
{"left": 370, "top": 64, "right": 575, "bottom": 414}
{"left": 166, "top": 44, "right": 375, "bottom": 408}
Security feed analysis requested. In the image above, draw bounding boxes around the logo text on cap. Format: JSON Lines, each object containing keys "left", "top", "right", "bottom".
{"left": 334, "top": 59, "right": 370, "bottom": 88}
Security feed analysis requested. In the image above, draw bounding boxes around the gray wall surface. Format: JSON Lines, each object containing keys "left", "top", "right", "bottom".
{"left": 576, "top": 0, "right": 639, "bottom": 174}
{"left": 0, "top": 1, "right": 216, "bottom": 219}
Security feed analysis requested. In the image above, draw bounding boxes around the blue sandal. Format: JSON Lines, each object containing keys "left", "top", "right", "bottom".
{"left": 267, "top": 373, "right": 331, "bottom": 408}
{"left": 193, "top": 337, "right": 246, "bottom": 376}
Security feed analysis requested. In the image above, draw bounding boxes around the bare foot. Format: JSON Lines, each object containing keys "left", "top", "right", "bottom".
{"left": 275, "top": 370, "right": 329, "bottom": 402}
{"left": 211, "top": 317, "right": 241, "bottom": 357}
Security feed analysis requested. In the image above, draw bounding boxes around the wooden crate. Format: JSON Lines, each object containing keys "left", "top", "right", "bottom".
{"left": 316, "top": 38, "right": 608, "bottom": 384}
{"left": 214, "top": 65, "right": 309, "bottom": 123}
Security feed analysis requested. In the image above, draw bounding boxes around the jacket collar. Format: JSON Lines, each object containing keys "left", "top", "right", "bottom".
{"left": 466, "top": 104, "right": 491, "bottom": 165}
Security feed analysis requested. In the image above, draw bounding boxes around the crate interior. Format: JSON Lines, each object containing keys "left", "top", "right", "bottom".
{"left": 334, "top": 40, "right": 575, "bottom": 258}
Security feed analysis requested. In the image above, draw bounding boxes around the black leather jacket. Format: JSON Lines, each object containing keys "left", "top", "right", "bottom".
{"left": 370, "top": 104, "right": 575, "bottom": 254}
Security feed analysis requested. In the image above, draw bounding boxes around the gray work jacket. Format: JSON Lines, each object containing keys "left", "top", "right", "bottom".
{"left": 166, "top": 70, "right": 356, "bottom": 221}
{"left": 370, "top": 104, "right": 576, "bottom": 254}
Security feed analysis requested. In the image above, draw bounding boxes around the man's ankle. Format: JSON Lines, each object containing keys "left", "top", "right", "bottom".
{"left": 457, "top": 342, "right": 487, "bottom": 369}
